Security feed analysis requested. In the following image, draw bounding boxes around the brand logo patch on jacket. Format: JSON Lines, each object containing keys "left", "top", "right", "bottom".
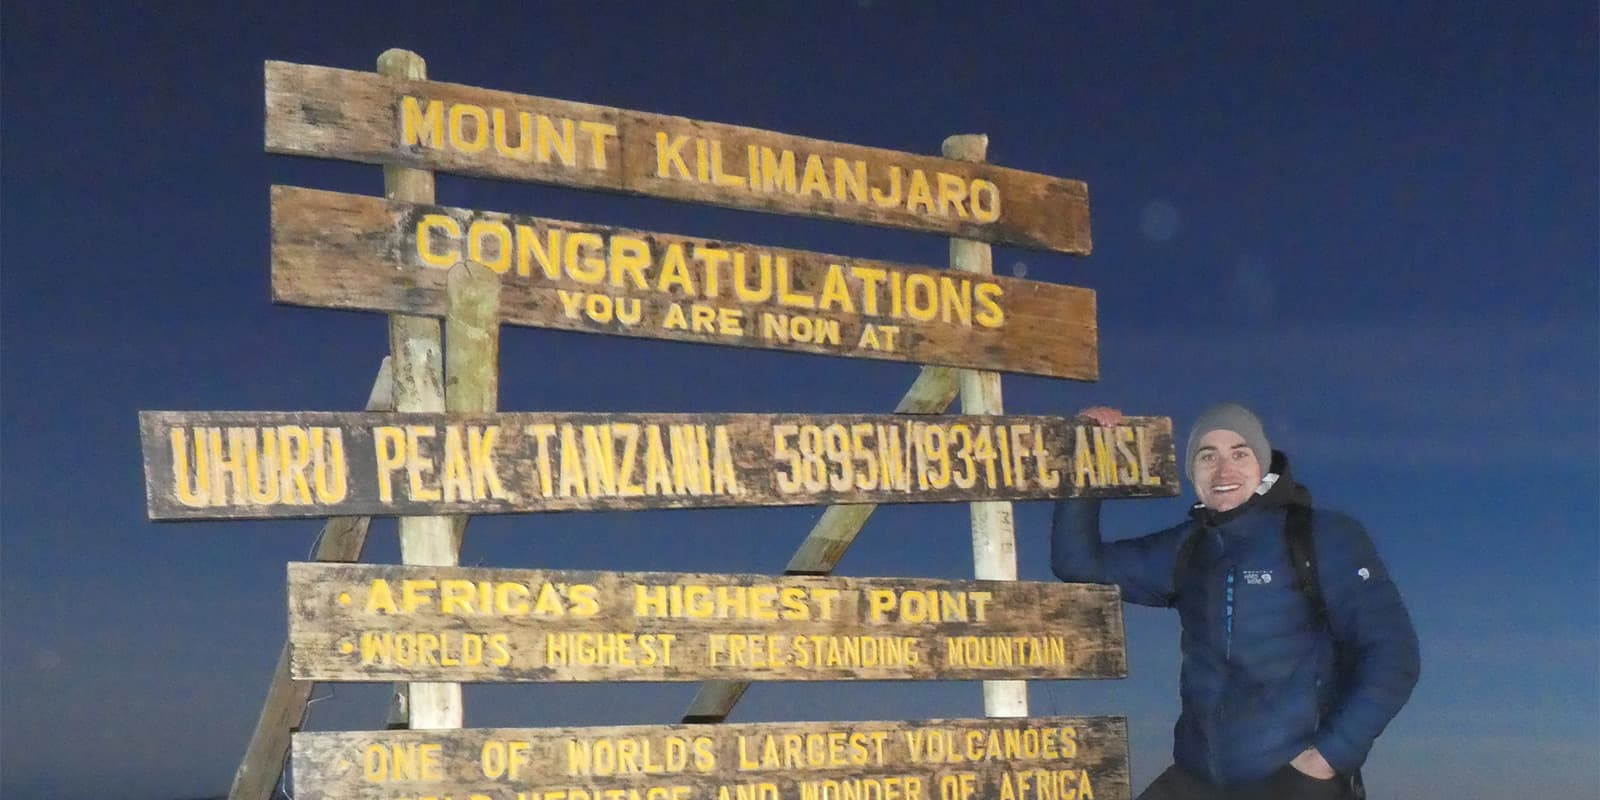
{"left": 1242, "top": 569, "right": 1274, "bottom": 586}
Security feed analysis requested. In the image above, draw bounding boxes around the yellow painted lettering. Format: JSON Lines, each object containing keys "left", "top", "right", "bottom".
{"left": 851, "top": 267, "right": 886, "bottom": 315}
{"left": 558, "top": 424, "right": 588, "bottom": 497}
{"left": 758, "top": 147, "right": 797, "bottom": 193}
{"left": 448, "top": 103, "right": 489, "bottom": 154}
{"left": 937, "top": 173, "right": 969, "bottom": 218}
{"left": 608, "top": 236, "right": 651, "bottom": 290}
{"left": 974, "top": 283, "right": 1004, "bottom": 328}
{"left": 656, "top": 132, "right": 692, "bottom": 179}
{"left": 467, "top": 219, "right": 512, "bottom": 274}
{"left": 1136, "top": 427, "right": 1162, "bottom": 486}
{"left": 416, "top": 214, "right": 462, "bottom": 268}
{"left": 709, "top": 140, "right": 746, "bottom": 187}
{"left": 366, "top": 579, "right": 398, "bottom": 614}
{"left": 871, "top": 165, "right": 903, "bottom": 207}
{"left": 564, "top": 231, "right": 606, "bottom": 284}
{"left": 469, "top": 425, "right": 508, "bottom": 500}
{"left": 492, "top": 109, "right": 533, "bottom": 159}
{"left": 775, "top": 257, "right": 815, "bottom": 308}
{"left": 614, "top": 423, "right": 643, "bottom": 496}
{"left": 374, "top": 426, "right": 405, "bottom": 502}
{"left": 644, "top": 425, "right": 673, "bottom": 495}
{"left": 310, "top": 428, "right": 348, "bottom": 504}
{"left": 400, "top": 96, "right": 444, "bottom": 148}
{"left": 658, "top": 245, "right": 697, "bottom": 295}
{"left": 817, "top": 263, "right": 854, "bottom": 313}
{"left": 834, "top": 158, "right": 868, "bottom": 203}
{"left": 441, "top": 425, "right": 472, "bottom": 502}
{"left": 905, "top": 169, "right": 935, "bottom": 214}
{"left": 971, "top": 179, "right": 1001, "bottom": 222}
{"left": 712, "top": 426, "right": 741, "bottom": 495}
{"left": 695, "top": 247, "right": 727, "bottom": 298}
{"left": 169, "top": 428, "right": 211, "bottom": 507}
{"left": 516, "top": 225, "right": 560, "bottom": 279}
{"left": 526, "top": 423, "right": 557, "bottom": 497}
{"left": 662, "top": 302, "right": 688, "bottom": 330}
{"left": 402, "top": 579, "right": 437, "bottom": 613}
{"left": 735, "top": 253, "right": 774, "bottom": 302}
{"left": 799, "top": 154, "right": 832, "bottom": 199}
{"left": 274, "top": 425, "right": 312, "bottom": 504}
{"left": 1073, "top": 426, "right": 1096, "bottom": 488}
{"left": 582, "top": 425, "right": 617, "bottom": 496}
{"left": 904, "top": 274, "right": 938, "bottom": 322}
{"left": 496, "top": 582, "right": 530, "bottom": 614}
{"left": 536, "top": 115, "right": 576, "bottom": 167}
{"left": 406, "top": 425, "right": 440, "bottom": 502}
{"left": 939, "top": 276, "right": 972, "bottom": 326}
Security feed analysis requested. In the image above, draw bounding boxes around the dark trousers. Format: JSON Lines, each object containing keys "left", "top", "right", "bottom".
{"left": 1137, "top": 765, "right": 1359, "bottom": 800}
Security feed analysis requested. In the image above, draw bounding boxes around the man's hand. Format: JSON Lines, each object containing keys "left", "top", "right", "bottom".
{"left": 1290, "top": 747, "right": 1336, "bottom": 779}
{"left": 1077, "top": 406, "right": 1125, "bottom": 427}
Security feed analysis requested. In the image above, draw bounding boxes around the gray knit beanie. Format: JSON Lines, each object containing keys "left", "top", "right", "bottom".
{"left": 1185, "top": 403, "right": 1271, "bottom": 481}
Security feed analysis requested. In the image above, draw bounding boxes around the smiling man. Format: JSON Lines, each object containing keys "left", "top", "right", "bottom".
{"left": 1051, "top": 403, "right": 1419, "bottom": 800}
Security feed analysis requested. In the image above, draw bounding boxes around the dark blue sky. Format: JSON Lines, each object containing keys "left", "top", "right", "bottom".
{"left": 2, "top": 3, "right": 1595, "bottom": 798}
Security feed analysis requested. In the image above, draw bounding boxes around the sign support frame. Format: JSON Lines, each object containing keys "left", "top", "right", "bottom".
{"left": 220, "top": 49, "right": 1138, "bottom": 797}
{"left": 227, "top": 358, "right": 393, "bottom": 800}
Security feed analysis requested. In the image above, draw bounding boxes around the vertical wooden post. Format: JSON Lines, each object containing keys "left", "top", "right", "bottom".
{"left": 944, "top": 133, "right": 1028, "bottom": 719}
{"left": 228, "top": 360, "right": 393, "bottom": 800}
{"left": 444, "top": 259, "right": 501, "bottom": 555}
{"left": 377, "top": 47, "right": 460, "bottom": 731}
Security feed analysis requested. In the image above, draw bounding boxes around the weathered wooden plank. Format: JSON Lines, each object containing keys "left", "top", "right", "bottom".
{"left": 265, "top": 61, "right": 1092, "bottom": 254}
{"left": 287, "top": 563, "right": 1125, "bottom": 683}
{"left": 139, "top": 410, "right": 1178, "bottom": 520}
{"left": 291, "top": 716, "right": 1131, "bottom": 800}
{"left": 270, "top": 186, "right": 1099, "bottom": 380}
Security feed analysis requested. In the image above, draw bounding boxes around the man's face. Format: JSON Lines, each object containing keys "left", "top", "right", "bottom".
{"left": 1192, "top": 429, "right": 1263, "bottom": 512}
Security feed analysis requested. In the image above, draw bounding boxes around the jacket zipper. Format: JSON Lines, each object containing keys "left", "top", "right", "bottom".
{"left": 1207, "top": 529, "right": 1228, "bottom": 784}
{"left": 1224, "top": 568, "right": 1236, "bottom": 661}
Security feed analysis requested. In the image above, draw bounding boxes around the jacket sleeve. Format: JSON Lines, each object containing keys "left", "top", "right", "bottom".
{"left": 1049, "top": 499, "right": 1190, "bottom": 607}
{"left": 1310, "top": 512, "right": 1422, "bottom": 774}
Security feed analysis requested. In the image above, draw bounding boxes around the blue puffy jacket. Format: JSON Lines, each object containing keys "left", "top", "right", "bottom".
{"left": 1050, "top": 454, "right": 1419, "bottom": 787}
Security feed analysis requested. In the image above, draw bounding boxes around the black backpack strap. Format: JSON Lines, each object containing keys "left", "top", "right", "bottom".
{"left": 1285, "top": 502, "right": 1330, "bottom": 628}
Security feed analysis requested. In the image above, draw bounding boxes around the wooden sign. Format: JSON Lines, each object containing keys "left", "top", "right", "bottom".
{"left": 140, "top": 411, "right": 1178, "bottom": 520}
{"left": 288, "top": 563, "right": 1125, "bottom": 683}
{"left": 264, "top": 61, "right": 1092, "bottom": 254}
{"left": 292, "top": 716, "right": 1131, "bottom": 800}
{"left": 272, "top": 187, "right": 1099, "bottom": 380}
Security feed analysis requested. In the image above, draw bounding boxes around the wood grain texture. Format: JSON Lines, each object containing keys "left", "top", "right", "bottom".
{"left": 270, "top": 186, "right": 1099, "bottom": 380}
{"left": 287, "top": 563, "right": 1125, "bottom": 683}
{"left": 140, "top": 410, "right": 1178, "bottom": 520}
{"left": 265, "top": 61, "right": 1091, "bottom": 254}
{"left": 291, "top": 716, "right": 1131, "bottom": 800}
